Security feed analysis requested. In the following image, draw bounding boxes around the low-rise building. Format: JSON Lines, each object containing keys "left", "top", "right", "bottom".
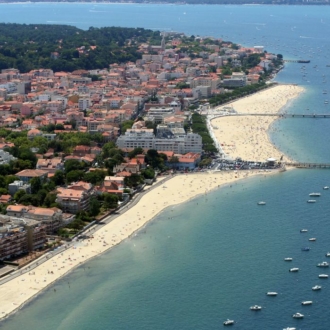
{"left": 56, "top": 188, "right": 90, "bottom": 214}
{"left": 36, "top": 158, "right": 64, "bottom": 173}
{"left": 6, "top": 205, "right": 73, "bottom": 234}
{"left": 0, "top": 149, "right": 16, "bottom": 165}
{"left": 8, "top": 180, "right": 31, "bottom": 196}
{"left": 0, "top": 217, "right": 47, "bottom": 261}
{"left": 15, "top": 169, "right": 48, "bottom": 183}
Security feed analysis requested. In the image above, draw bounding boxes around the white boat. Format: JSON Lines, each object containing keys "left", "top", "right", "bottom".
{"left": 289, "top": 268, "right": 299, "bottom": 272}
{"left": 312, "top": 285, "right": 322, "bottom": 291}
{"left": 292, "top": 312, "right": 304, "bottom": 319}
{"left": 283, "top": 328, "right": 296, "bottom": 330}
{"left": 301, "top": 301, "right": 313, "bottom": 305}
{"left": 317, "top": 261, "right": 329, "bottom": 267}
{"left": 266, "top": 292, "right": 278, "bottom": 296}
{"left": 284, "top": 257, "right": 293, "bottom": 261}
{"left": 250, "top": 305, "right": 262, "bottom": 311}
{"left": 223, "top": 319, "right": 234, "bottom": 326}
{"left": 323, "top": 186, "right": 329, "bottom": 190}
{"left": 309, "top": 192, "right": 321, "bottom": 197}
{"left": 257, "top": 201, "right": 266, "bottom": 205}
{"left": 300, "top": 229, "right": 308, "bottom": 233}
{"left": 325, "top": 252, "right": 330, "bottom": 257}
{"left": 307, "top": 200, "right": 316, "bottom": 203}
{"left": 319, "top": 274, "right": 328, "bottom": 278}
{"left": 309, "top": 238, "right": 316, "bottom": 241}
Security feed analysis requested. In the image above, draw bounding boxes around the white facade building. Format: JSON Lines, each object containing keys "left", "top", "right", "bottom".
{"left": 116, "top": 129, "right": 202, "bottom": 154}
{"left": 79, "top": 98, "right": 91, "bottom": 111}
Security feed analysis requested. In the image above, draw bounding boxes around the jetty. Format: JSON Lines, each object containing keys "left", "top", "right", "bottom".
{"left": 284, "top": 59, "right": 311, "bottom": 63}
{"left": 209, "top": 113, "right": 330, "bottom": 119}
{"left": 236, "top": 113, "right": 330, "bottom": 118}
{"left": 287, "top": 162, "right": 330, "bottom": 169}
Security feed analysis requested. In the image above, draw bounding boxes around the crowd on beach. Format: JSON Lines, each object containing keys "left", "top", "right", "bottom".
{"left": 212, "top": 85, "right": 304, "bottom": 162}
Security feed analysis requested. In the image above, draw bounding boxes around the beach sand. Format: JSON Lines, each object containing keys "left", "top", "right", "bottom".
{"left": 211, "top": 84, "right": 304, "bottom": 162}
{"left": 0, "top": 84, "right": 302, "bottom": 320}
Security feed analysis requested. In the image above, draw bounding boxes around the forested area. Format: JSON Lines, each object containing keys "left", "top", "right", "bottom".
{"left": 0, "top": 24, "right": 162, "bottom": 72}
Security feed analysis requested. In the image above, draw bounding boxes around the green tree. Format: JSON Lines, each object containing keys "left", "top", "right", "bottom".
{"left": 89, "top": 197, "right": 100, "bottom": 217}
{"left": 44, "top": 193, "right": 57, "bottom": 207}
{"left": 102, "top": 142, "right": 116, "bottom": 159}
{"left": 120, "top": 120, "right": 134, "bottom": 134}
{"left": 52, "top": 170, "right": 65, "bottom": 186}
{"left": 66, "top": 170, "right": 85, "bottom": 183}
{"left": 102, "top": 193, "right": 119, "bottom": 210}
{"left": 127, "top": 147, "right": 144, "bottom": 159}
{"left": 30, "top": 177, "right": 42, "bottom": 194}
{"left": 64, "top": 159, "right": 86, "bottom": 173}
{"left": 83, "top": 170, "right": 106, "bottom": 185}
{"left": 14, "top": 190, "right": 26, "bottom": 201}
{"left": 0, "top": 187, "right": 8, "bottom": 195}
{"left": 124, "top": 173, "right": 143, "bottom": 188}
{"left": 141, "top": 168, "right": 155, "bottom": 179}
{"left": 5, "top": 175, "right": 19, "bottom": 186}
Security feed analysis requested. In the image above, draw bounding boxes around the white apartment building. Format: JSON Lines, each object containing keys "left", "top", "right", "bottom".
{"left": 190, "top": 76, "right": 221, "bottom": 90}
{"left": 79, "top": 98, "right": 91, "bottom": 111}
{"left": 0, "top": 82, "right": 17, "bottom": 94}
{"left": 116, "top": 129, "right": 202, "bottom": 154}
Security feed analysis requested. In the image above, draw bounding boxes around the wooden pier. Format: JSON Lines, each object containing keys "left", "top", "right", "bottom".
{"left": 287, "top": 163, "right": 330, "bottom": 169}
{"left": 283, "top": 60, "right": 311, "bottom": 63}
{"left": 233, "top": 113, "right": 330, "bottom": 118}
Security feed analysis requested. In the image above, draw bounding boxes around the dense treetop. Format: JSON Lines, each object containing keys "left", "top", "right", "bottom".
{"left": 0, "top": 23, "right": 162, "bottom": 72}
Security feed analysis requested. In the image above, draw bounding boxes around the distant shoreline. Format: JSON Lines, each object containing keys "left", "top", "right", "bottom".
{"left": 0, "top": 1, "right": 329, "bottom": 5}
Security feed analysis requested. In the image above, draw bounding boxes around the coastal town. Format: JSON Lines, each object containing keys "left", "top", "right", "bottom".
{"left": 0, "top": 30, "right": 289, "bottom": 267}
{"left": 0, "top": 23, "right": 307, "bottom": 320}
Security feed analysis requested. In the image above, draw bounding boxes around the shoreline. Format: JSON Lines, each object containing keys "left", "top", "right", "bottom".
{"left": 0, "top": 170, "right": 281, "bottom": 322}
{"left": 0, "top": 85, "right": 304, "bottom": 323}
{"left": 211, "top": 84, "right": 304, "bottom": 162}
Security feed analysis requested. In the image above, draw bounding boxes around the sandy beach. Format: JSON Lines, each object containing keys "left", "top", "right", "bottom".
{"left": 211, "top": 84, "right": 304, "bottom": 162}
{"left": 0, "top": 84, "right": 303, "bottom": 321}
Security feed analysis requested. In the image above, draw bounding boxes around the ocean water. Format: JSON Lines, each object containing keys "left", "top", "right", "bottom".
{"left": 1, "top": 4, "right": 330, "bottom": 330}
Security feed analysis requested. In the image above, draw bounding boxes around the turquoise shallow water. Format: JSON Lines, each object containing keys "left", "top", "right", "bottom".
{"left": 3, "top": 170, "right": 330, "bottom": 329}
{"left": 1, "top": 4, "right": 330, "bottom": 330}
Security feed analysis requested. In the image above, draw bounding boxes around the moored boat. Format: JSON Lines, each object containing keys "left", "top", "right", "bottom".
{"left": 266, "top": 292, "right": 278, "bottom": 296}
{"left": 325, "top": 252, "right": 330, "bottom": 257}
{"left": 292, "top": 312, "right": 304, "bottom": 319}
{"left": 307, "top": 200, "right": 316, "bottom": 203}
{"left": 319, "top": 274, "right": 328, "bottom": 278}
{"left": 312, "top": 285, "right": 322, "bottom": 291}
{"left": 323, "top": 186, "right": 329, "bottom": 190}
{"left": 250, "top": 305, "right": 262, "bottom": 311}
{"left": 284, "top": 257, "right": 293, "bottom": 261}
{"left": 309, "top": 238, "right": 316, "bottom": 241}
{"left": 301, "top": 247, "right": 310, "bottom": 251}
{"left": 300, "top": 229, "right": 308, "bottom": 233}
{"left": 283, "top": 328, "right": 296, "bottom": 330}
{"left": 309, "top": 192, "right": 321, "bottom": 197}
{"left": 301, "top": 301, "right": 313, "bottom": 305}
{"left": 223, "top": 319, "right": 234, "bottom": 326}
{"left": 317, "top": 261, "right": 329, "bottom": 267}
{"left": 289, "top": 268, "right": 299, "bottom": 272}
{"left": 257, "top": 201, "right": 266, "bottom": 205}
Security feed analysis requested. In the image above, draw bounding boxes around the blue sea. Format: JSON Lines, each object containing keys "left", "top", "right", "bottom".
{"left": 1, "top": 4, "right": 330, "bottom": 330}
